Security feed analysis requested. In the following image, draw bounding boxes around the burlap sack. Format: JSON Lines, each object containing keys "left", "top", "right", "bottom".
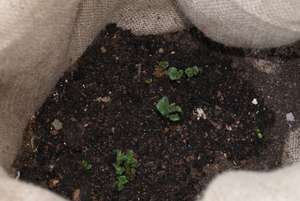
{"left": 178, "top": 0, "right": 300, "bottom": 48}
{"left": 0, "top": 0, "right": 299, "bottom": 201}
{"left": 0, "top": 167, "right": 67, "bottom": 201}
{"left": 0, "top": 0, "right": 122, "bottom": 171}
{"left": 0, "top": 0, "right": 185, "bottom": 172}
{"left": 201, "top": 163, "right": 300, "bottom": 201}
{"left": 68, "top": 0, "right": 185, "bottom": 64}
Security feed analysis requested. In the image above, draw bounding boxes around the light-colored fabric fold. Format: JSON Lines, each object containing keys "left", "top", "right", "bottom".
{"left": 0, "top": 0, "right": 299, "bottom": 200}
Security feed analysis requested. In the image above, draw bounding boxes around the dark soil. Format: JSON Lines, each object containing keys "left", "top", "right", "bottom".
{"left": 15, "top": 24, "right": 284, "bottom": 201}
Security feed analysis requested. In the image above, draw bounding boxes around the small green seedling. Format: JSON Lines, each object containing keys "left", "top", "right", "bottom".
{"left": 115, "top": 175, "right": 128, "bottom": 191}
{"left": 167, "top": 67, "right": 184, "bottom": 81}
{"left": 81, "top": 160, "right": 92, "bottom": 171}
{"left": 113, "top": 150, "right": 138, "bottom": 191}
{"left": 144, "top": 78, "right": 153, "bottom": 84}
{"left": 256, "top": 128, "right": 264, "bottom": 139}
{"left": 158, "top": 61, "right": 169, "bottom": 69}
{"left": 156, "top": 96, "right": 183, "bottom": 122}
{"left": 154, "top": 61, "right": 169, "bottom": 78}
{"left": 185, "top": 66, "right": 201, "bottom": 78}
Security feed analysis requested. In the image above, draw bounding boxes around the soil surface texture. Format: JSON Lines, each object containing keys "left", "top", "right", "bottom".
{"left": 15, "top": 24, "right": 285, "bottom": 201}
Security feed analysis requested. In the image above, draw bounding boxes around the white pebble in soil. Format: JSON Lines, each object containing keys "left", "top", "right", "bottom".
{"left": 286, "top": 112, "right": 296, "bottom": 122}
{"left": 158, "top": 48, "right": 164, "bottom": 54}
{"left": 251, "top": 98, "right": 258, "bottom": 105}
{"left": 194, "top": 108, "right": 207, "bottom": 120}
{"left": 51, "top": 119, "right": 63, "bottom": 130}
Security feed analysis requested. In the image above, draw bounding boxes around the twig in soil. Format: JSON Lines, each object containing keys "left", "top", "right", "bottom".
{"left": 30, "top": 136, "right": 39, "bottom": 153}
{"left": 207, "top": 119, "right": 223, "bottom": 130}
{"left": 135, "top": 64, "right": 142, "bottom": 82}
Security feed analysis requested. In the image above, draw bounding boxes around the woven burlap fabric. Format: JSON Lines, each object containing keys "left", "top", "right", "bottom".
{"left": 0, "top": 0, "right": 82, "bottom": 171}
{"left": 69, "top": 0, "right": 185, "bottom": 63}
{"left": 112, "top": 0, "right": 186, "bottom": 36}
{"left": 0, "top": 0, "right": 185, "bottom": 171}
{"left": 0, "top": 167, "right": 67, "bottom": 201}
{"left": 284, "top": 128, "right": 300, "bottom": 164}
{"left": 0, "top": 0, "right": 299, "bottom": 201}
{"left": 200, "top": 163, "right": 300, "bottom": 201}
{"left": 178, "top": 0, "right": 300, "bottom": 48}
{"left": 68, "top": 0, "right": 120, "bottom": 63}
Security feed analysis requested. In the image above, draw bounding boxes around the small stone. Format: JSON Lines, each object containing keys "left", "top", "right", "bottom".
{"left": 158, "top": 48, "right": 164, "bottom": 54}
{"left": 185, "top": 155, "right": 195, "bottom": 162}
{"left": 251, "top": 98, "right": 258, "bottom": 105}
{"left": 170, "top": 51, "right": 176, "bottom": 55}
{"left": 100, "top": 46, "right": 107, "bottom": 53}
{"left": 70, "top": 117, "right": 77, "bottom": 122}
{"left": 250, "top": 59, "right": 279, "bottom": 74}
{"left": 15, "top": 171, "right": 20, "bottom": 180}
{"left": 72, "top": 189, "right": 81, "bottom": 201}
{"left": 286, "top": 112, "right": 296, "bottom": 122}
{"left": 96, "top": 96, "right": 111, "bottom": 103}
{"left": 225, "top": 125, "right": 233, "bottom": 131}
{"left": 49, "top": 164, "right": 55, "bottom": 171}
{"left": 194, "top": 108, "right": 207, "bottom": 120}
{"left": 223, "top": 153, "right": 228, "bottom": 158}
{"left": 51, "top": 119, "right": 63, "bottom": 130}
{"left": 217, "top": 91, "right": 224, "bottom": 101}
{"left": 163, "top": 127, "right": 170, "bottom": 134}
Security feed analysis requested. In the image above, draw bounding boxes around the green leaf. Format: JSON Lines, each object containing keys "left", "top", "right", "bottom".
{"left": 257, "top": 132, "right": 264, "bottom": 139}
{"left": 192, "top": 66, "right": 200, "bottom": 74}
{"left": 168, "top": 103, "right": 183, "bottom": 114}
{"left": 256, "top": 128, "right": 264, "bottom": 139}
{"left": 125, "top": 150, "right": 138, "bottom": 168}
{"left": 116, "top": 150, "right": 128, "bottom": 164}
{"left": 185, "top": 68, "right": 194, "bottom": 78}
{"left": 167, "top": 67, "right": 184, "bottom": 80}
{"left": 81, "top": 160, "right": 92, "bottom": 170}
{"left": 168, "top": 113, "right": 181, "bottom": 122}
{"left": 158, "top": 61, "right": 169, "bottom": 69}
{"left": 115, "top": 175, "right": 129, "bottom": 191}
{"left": 113, "top": 149, "right": 138, "bottom": 191}
{"left": 156, "top": 96, "right": 170, "bottom": 116}
{"left": 113, "top": 164, "right": 125, "bottom": 176}
{"left": 156, "top": 96, "right": 183, "bottom": 121}
{"left": 185, "top": 66, "right": 200, "bottom": 78}
{"left": 144, "top": 78, "right": 153, "bottom": 84}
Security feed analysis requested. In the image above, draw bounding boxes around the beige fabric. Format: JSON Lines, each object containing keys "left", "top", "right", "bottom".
{"left": 0, "top": 0, "right": 186, "bottom": 170}
{"left": 112, "top": 0, "right": 186, "bottom": 36}
{"left": 69, "top": 0, "right": 186, "bottom": 63}
{"left": 178, "top": 0, "right": 300, "bottom": 48}
{"left": 68, "top": 0, "right": 120, "bottom": 63}
{"left": 284, "top": 128, "right": 300, "bottom": 164}
{"left": 0, "top": 0, "right": 82, "bottom": 171}
{"left": 0, "top": 0, "right": 299, "bottom": 200}
{"left": 200, "top": 163, "right": 300, "bottom": 201}
{"left": 2, "top": 163, "right": 300, "bottom": 201}
{"left": 0, "top": 167, "right": 68, "bottom": 201}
